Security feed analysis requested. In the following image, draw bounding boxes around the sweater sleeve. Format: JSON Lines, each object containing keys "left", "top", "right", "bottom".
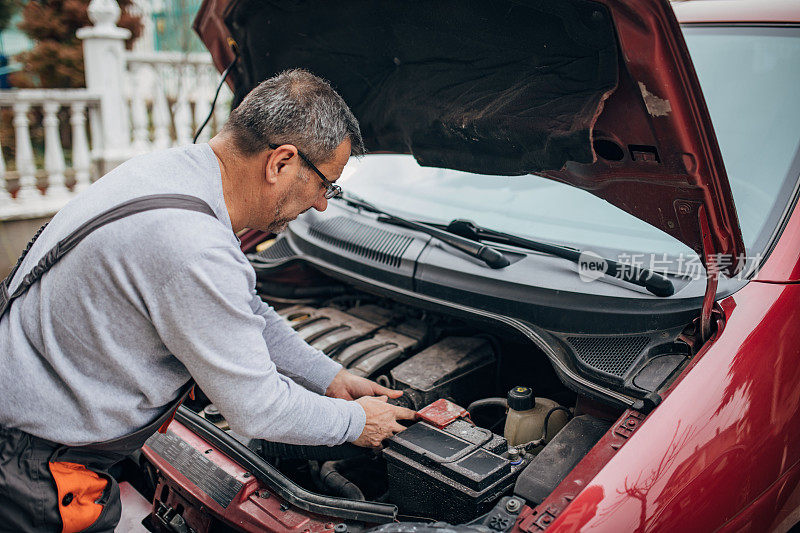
{"left": 249, "top": 294, "right": 342, "bottom": 395}
{"left": 148, "top": 246, "right": 365, "bottom": 444}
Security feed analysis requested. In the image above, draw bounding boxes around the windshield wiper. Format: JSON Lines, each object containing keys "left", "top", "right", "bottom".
{"left": 334, "top": 194, "right": 510, "bottom": 269}
{"left": 333, "top": 196, "right": 673, "bottom": 296}
{"left": 443, "top": 219, "right": 675, "bottom": 297}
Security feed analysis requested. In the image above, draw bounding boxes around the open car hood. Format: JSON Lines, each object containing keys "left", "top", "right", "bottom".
{"left": 194, "top": 0, "right": 744, "bottom": 275}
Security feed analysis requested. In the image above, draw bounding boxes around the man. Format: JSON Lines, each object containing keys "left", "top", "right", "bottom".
{"left": 0, "top": 69, "right": 416, "bottom": 531}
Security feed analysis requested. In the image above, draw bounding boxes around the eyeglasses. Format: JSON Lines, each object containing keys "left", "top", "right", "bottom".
{"left": 269, "top": 143, "right": 342, "bottom": 200}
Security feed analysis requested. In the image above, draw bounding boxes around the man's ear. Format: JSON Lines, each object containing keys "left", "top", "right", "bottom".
{"left": 265, "top": 144, "right": 300, "bottom": 185}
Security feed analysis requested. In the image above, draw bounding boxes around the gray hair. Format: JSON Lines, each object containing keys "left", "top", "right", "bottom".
{"left": 222, "top": 69, "right": 365, "bottom": 163}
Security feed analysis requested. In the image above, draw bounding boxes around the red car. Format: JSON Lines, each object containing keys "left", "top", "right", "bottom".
{"left": 118, "top": 1, "right": 800, "bottom": 531}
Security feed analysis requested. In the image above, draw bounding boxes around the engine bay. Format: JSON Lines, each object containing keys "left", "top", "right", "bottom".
{"left": 127, "top": 240, "right": 709, "bottom": 532}
{"left": 142, "top": 278, "right": 621, "bottom": 529}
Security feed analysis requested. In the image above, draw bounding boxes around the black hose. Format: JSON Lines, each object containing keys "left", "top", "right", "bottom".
{"left": 193, "top": 55, "right": 238, "bottom": 144}
{"left": 319, "top": 461, "right": 365, "bottom": 500}
{"left": 467, "top": 397, "right": 507, "bottom": 413}
{"left": 174, "top": 407, "right": 397, "bottom": 522}
{"left": 388, "top": 389, "right": 423, "bottom": 411}
{"left": 520, "top": 406, "right": 573, "bottom": 452}
{"left": 542, "top": 406, "right": 572, "bottom": 441}
{"left": 253, "top": 440, "right": 368, "bottom": 461}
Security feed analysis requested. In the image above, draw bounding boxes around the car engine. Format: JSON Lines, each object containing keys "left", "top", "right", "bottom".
{"left": 180, "top": 286, "right": 615, "bottom": 524}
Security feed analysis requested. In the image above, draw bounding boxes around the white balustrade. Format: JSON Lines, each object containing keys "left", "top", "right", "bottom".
{"left": 77, "top": 0, "right": 131, "bottom": 170}
{"left": 129, "top": 63, "right": 151, "bottom": 154}
{"left": 12, "top": 101, "right": 38, "bottom": 200}
{"left": 0, "top": 90, "right": 100, "bottom": 220}
{"left": 0, "top": 136, "right": 10, "bottom": 203}
{"left": 151, "top": 72, "right": 172, "bottom": 151}
{"left": 172, "top": 63, "right": 193, "bottom": 146}
{"left": 70, "top": 102, "right": 92, "bottom": 192}
{"left": 0, "top": 0, "right": 230, "bottom": 220}
{"left": 126, "top": 51, "right": 225, "bottom": 149}
{"left": 213, "top": 84, "right": 232, "bottom": 138}
{"left": 192, "top": 87, "right": 213, "bottom": 144}
{"left": 89, "top": 106, "right": 103, "bottom": 164}
{"left": 43, "top": 102, "right": 70, "bottom": 198}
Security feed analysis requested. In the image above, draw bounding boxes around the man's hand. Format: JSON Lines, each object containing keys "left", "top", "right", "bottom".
{"left": 326, "top": 368, "right": 403, "bottom": 401}
{"left": 352, "top": 396, "right": 418, "bottom": 448}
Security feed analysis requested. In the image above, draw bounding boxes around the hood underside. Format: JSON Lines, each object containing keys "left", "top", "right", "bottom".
{"left": 195, "top": 0, "right": 745, "bottom": 276}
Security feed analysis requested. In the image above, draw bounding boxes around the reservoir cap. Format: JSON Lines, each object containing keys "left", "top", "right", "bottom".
{"left": 507, "top": 386, "right": 534, "bottom": 411}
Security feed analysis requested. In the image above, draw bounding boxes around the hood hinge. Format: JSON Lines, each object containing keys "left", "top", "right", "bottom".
{"left": 698, "top": 205, "right": 718, "bottom": 342}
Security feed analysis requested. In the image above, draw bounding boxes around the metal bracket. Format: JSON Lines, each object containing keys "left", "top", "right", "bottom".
{"left": 154, "top": 501, "right": 196, "bottom": 533}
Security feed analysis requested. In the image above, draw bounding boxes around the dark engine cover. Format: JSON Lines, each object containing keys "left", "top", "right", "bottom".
{"left": 390, "top": 337, "right": 495, "bottom": 409}
{"left": 513, "top": 415, "right": 611, "bottom": 505}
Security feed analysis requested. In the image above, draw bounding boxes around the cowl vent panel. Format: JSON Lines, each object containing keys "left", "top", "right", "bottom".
{"left": 253, "top": 237, "right": 294, "bottom": 262}
{"left": 308, "top": 216, "right": 415, "bottom": 268}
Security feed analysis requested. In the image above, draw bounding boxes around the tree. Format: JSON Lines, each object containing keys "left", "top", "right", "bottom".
{"left": 0, "top": 0, "right": 19, "bottom": 32}
{"left": 11, "top": 0, "right": 142, "bottom": 88}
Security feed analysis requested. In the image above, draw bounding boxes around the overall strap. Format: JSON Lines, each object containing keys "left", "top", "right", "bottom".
{"left": 2, "top": 222, "right": 49, "bottom": 300}
{"left": 52, "top": 382, "right": 197, "bottom": 466}
{"left": 0, "top": 194, "right": 217, "bottom": 319}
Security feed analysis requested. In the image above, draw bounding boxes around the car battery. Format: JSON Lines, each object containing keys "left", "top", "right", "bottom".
{"left": 383, "top": 400, "right": 524, "bottom": 523}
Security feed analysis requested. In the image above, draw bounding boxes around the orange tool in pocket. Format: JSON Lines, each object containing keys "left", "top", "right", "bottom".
{"left": 48, "top": 461, "right": 108, "bottom": 533}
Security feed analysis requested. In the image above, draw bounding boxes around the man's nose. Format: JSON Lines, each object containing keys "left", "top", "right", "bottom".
{"left": 313, "top": 194, "right": 328, "bottom": 212}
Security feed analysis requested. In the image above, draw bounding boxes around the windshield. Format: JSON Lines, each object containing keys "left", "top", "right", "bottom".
{"left": 338, "top": 25, "right": 800, "bottom": 269}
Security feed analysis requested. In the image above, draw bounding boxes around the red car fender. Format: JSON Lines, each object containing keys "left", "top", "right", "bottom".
{"left": 531, "top": 280, "right": 800, "bottom": 532}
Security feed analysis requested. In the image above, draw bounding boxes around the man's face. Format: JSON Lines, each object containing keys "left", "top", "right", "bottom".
{"left": 264, "top": 139, "right": 352, "bottom": 234}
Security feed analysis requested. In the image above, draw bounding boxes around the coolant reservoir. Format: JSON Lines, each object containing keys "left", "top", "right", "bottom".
{"left": 504, "top": 386, "right": 569, "bottom": 447}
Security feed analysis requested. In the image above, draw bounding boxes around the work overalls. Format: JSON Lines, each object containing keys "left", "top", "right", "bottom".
{"left": 0, "top": 195, "right": 215, "bottom": 532}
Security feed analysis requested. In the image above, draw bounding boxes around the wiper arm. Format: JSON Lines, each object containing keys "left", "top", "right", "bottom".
{"left": 334, "top": 195, "right": 510, "bottom": 269}
{"left": 445, "top": 219, "right": 675, "bottom": 297}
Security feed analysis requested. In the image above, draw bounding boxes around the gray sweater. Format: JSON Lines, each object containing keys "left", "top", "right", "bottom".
{"left": 0, "top": 144, "right": 366, "bottom": 446}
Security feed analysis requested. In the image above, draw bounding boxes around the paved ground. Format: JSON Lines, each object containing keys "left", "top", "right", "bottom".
{"left": 0, "top": 217, "right": 51, "bottom": 279}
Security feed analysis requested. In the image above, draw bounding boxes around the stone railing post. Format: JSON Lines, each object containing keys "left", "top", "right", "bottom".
{"left": 77, "top": 0, "right": 132, "bottom": 173}
{"left": 70, "top": 102, "right": 92, "bottom": 191}
{"left": 129, "top": 63, "right": 150, "bottom": 153}
{"left": 43, "top": 102, "right": 70, "bottom": 198}
{"left": 13, "top": 101, "right": 39, "bottom": 200}
{"left": 0, "top": 136, "right": 10, "bottom": 203}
